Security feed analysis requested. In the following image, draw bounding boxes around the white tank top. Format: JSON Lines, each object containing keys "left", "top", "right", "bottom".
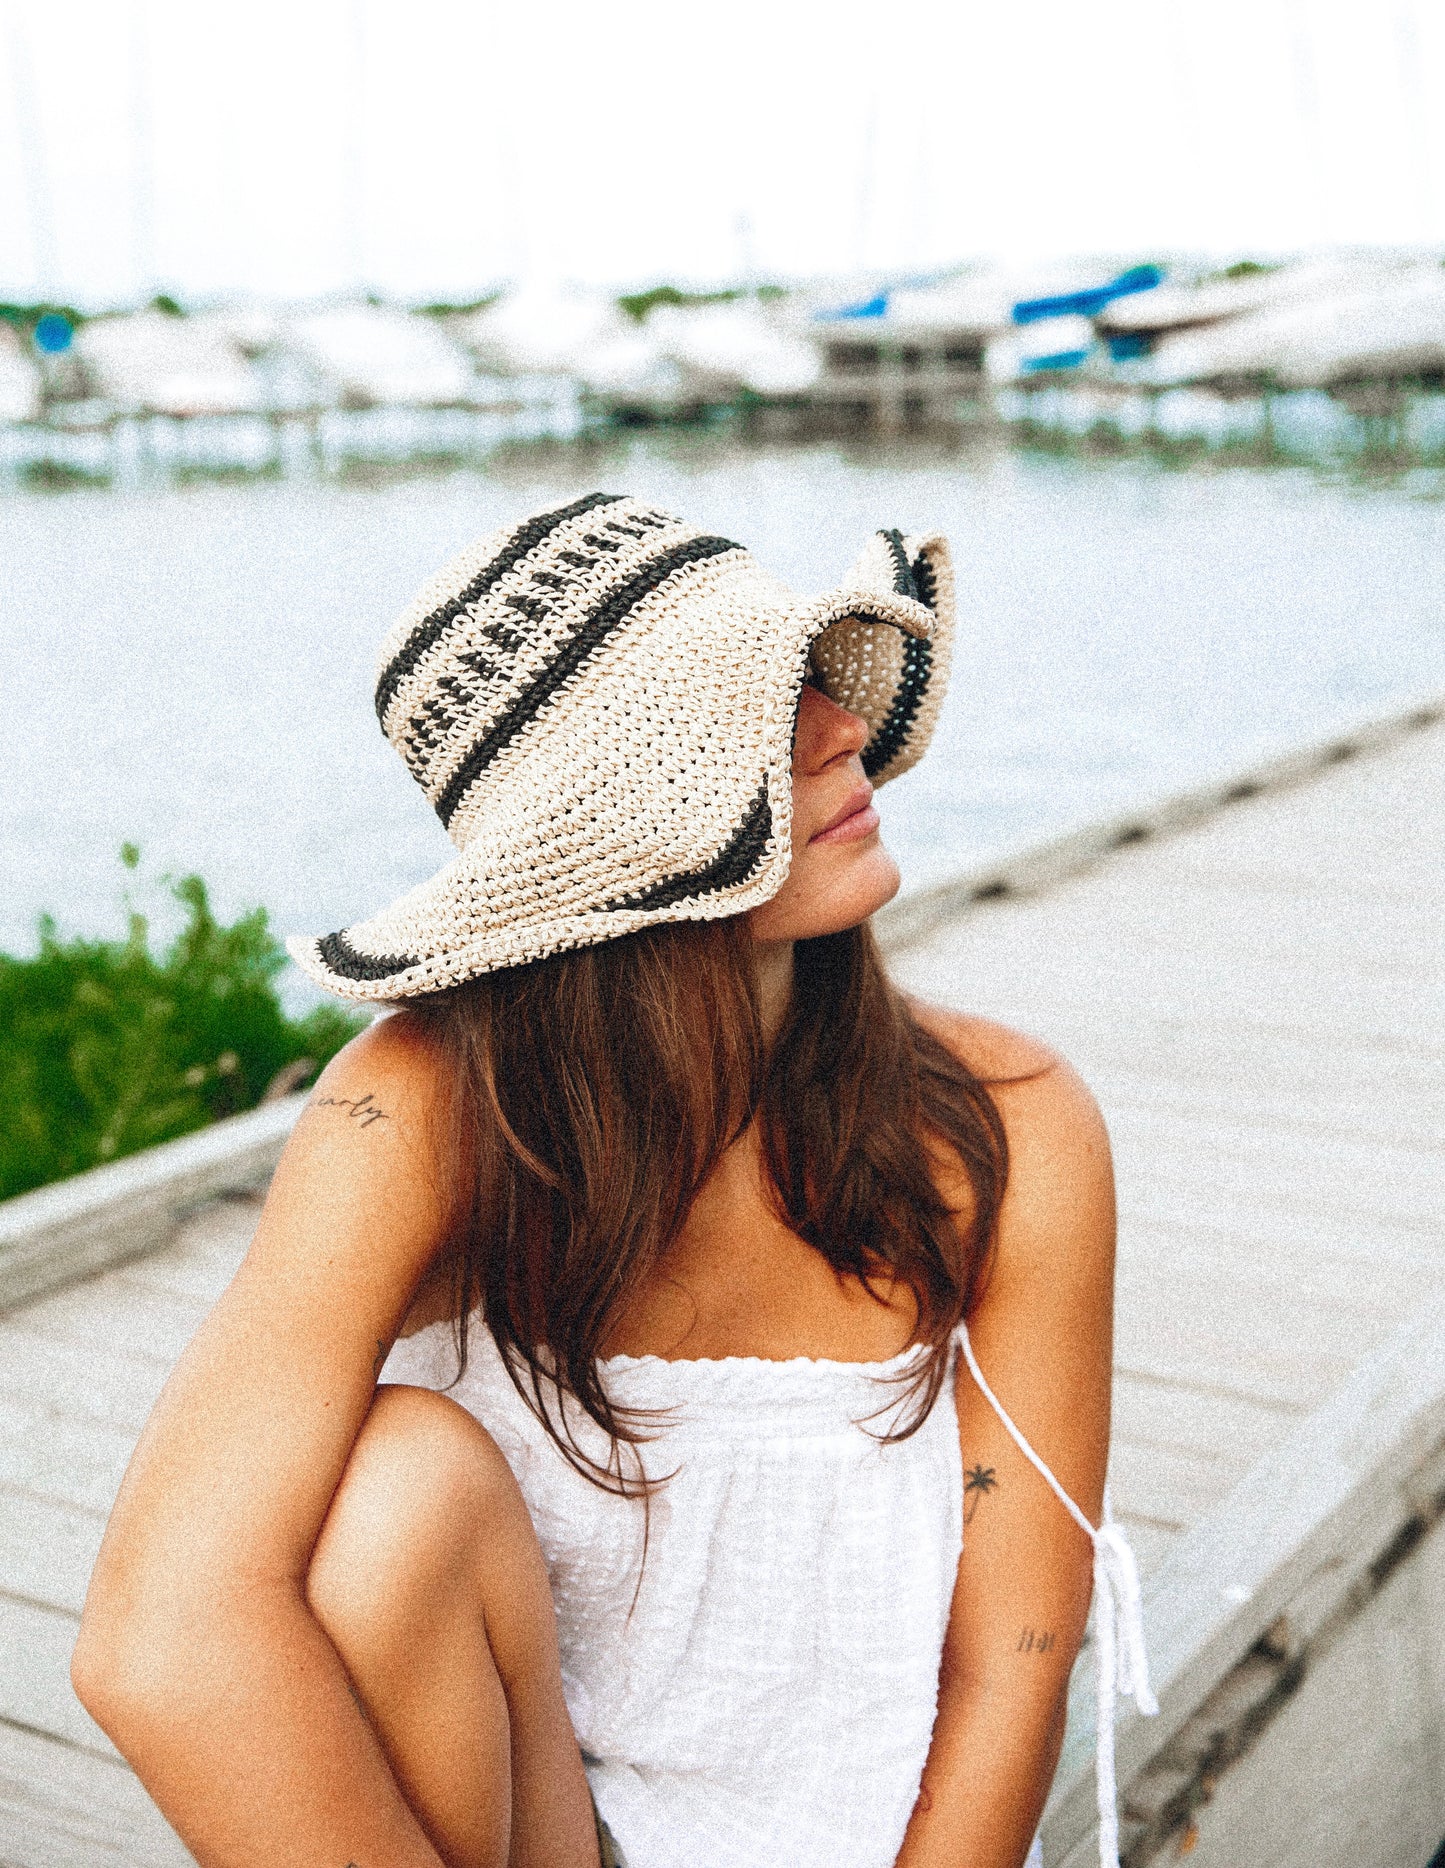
{"left": 383, "top": 1321, "right": 1154, "bottom": 1868}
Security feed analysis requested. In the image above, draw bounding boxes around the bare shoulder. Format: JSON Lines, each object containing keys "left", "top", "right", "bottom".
{"left": 906, "top": 997, "right": 1114, "bottom": 1288}
{"left": 293, "top": 1008, "right": 448, "bottom": 1150}
{"left": 255, "top": 1008, "right": 458, "bottom": 1285}
{"left": 906, "top": 998, "right": 1057, "bottom": 1084}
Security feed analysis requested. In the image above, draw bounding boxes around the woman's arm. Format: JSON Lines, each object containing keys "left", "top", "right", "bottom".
{"left": 896, "top": 1012, "right": 1116, "bottom": 1868}
{"left": 72, "top": 1014, "right": 459, "bottom": 1868}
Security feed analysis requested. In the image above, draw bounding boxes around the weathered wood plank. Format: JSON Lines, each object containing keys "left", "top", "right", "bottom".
{"left": 0, "top": 1395, "right": 136, "bottom": 1518}
{"left": 0, "top": 1595, "right": 110, "bottom": 1759}
{"left": 1106, "top": 1101, "right": 1445, "bottom": 1206}
{"left": 1174, "top": 1522, "right": 1445, "bottom": 1868}
{"left": 112, "top": 1211, "right": 253, "bottom": 1307}
{"left": 1110, "top": 1374, "right": 1300, "bottom": 1466}
{"left": 1105, "top": 1438, "right": 1238, "bottom": 1530}
{"left": 1045, "top": 1296, "right": 1445, "bottom": 1865}
{"left": 1104, "top": 1109, "right": 1445, "bottom": 1224}
{"left": 949, "top": 871, "right": 1444, "bottom": 978}
{"left": 876, "top": 704, "right": 1445, "bottom": 950}
{"left": 0, "top": 1322, "right": 172, "bottom": 1434}
{"left": 898, "top": 932, "right": 1445, "bottom": 1058}
{"left": 1107, "top": 1518, "right": 1178, "bottom": 1580}
{"left": 0, "top": 1719, "right": 192, "bottom": 1868}
{"left": 13, "top": 1279, "right": 209, "bottom": 1371}
{"left": 1140, "top": 798, "right": 1445, "bottom": 886}
{"left": 0, "top": 1490, "right": 105, "bottom": 1620}
{"left": 1112, "top": 1272, "right": 1373, "bottom": 1406}
{"left": 1117, "top": 1212, "right": 1434, "bottom": 1313}
{"left": 1113, "top": 1217, "right": 1429, "bottom": 1314}
{"left": 1110, "top": 1306, "right": 1353, "bottom": 1410}
{"left": 1090, "top": 1067, "right": 1445, "bottom": 1154}
{"left": 1114, "top": 1183, "right": 1439, "bottom": 1275}
{"left": 1030, "top": 1016, "right": 1445, "bottom": 1106}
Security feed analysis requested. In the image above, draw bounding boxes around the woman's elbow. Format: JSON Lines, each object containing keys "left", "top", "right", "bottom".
{"left": 72, "top": 1581, "right": 182, "bottom": 1745}
{"left": 72, "top": 1565, "right": 232, "bottom": 1751}
{"left": 73, "top": 1601, "right": 152, "bottom": 1741}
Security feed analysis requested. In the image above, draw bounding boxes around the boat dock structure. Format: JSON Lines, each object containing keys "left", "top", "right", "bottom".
{"left": 5, "top": 254, "right": 1445, "bottom": 482}
{"left": 2, "top": 698, "right": 1444, "bottom": 1865}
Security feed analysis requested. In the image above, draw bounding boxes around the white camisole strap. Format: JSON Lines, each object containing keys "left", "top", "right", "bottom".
{"left": 956, "top": 1322, "right": 1159, "bottom": 1868}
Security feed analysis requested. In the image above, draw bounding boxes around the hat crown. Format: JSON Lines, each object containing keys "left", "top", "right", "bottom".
{"left": 372, "top": 494, "right": 742, "bottom": 844}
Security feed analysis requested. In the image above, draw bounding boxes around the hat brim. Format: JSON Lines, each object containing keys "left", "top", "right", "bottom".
{"left": 288, "top": 525, "right": 953, "bottom": 1002}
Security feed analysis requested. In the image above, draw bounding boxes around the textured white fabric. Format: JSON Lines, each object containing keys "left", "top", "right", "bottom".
{"left": 384, "top": 1322, "right": 1146, "bottom": 1868}
{"left": 385, "top": 1325, "right": 964, "bottom": 1868}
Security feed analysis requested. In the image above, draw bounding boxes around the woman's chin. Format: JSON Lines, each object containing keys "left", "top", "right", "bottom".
{"left": 751, "top": 840, "right": 901, "bottom": 943}
{"left": 842, "top": 843, "right": 902, "bottom": 926}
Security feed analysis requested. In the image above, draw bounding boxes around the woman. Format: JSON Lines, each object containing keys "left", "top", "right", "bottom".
{"left": 74, "top": 495, "right": 1153, "bottom": 1868}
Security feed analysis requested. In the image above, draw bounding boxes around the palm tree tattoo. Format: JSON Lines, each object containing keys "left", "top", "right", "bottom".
{"left": 963, "top": 1463, "right": 998, "bottom": 1524}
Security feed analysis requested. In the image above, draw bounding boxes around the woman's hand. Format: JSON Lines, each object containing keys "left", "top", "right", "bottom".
{"left": 895, "top": 1010, "right": 1116, "bottom": 1868}
{"left": 72, "top": 1014, "right": 458, "bottom": 1867}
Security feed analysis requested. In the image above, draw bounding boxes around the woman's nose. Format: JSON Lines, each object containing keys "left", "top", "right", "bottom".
{"left": 794, "top": 682, "right": 870, "bottom": 770}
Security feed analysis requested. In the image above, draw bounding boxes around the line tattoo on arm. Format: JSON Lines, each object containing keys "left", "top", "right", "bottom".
{"left": 962, "top": 1463, "right": 998, "bottom": 1524}
{"left": 313, "top": 1091, "right": 389, "bottom": 1129}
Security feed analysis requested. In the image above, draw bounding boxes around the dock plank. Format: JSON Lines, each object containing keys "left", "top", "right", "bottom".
{"left": 0, "top": 1397, "right": 137, "bottom": 1518}
{"left": 109, "top": 1196, "right": 258, "bottom": 1308}
{"left": 0, "top": 1321, "right": 174, "bottom": 1434}
{"left": 0, "top": 1491, "right": 103, "bottom": 1620}
{"left": 13, "top": 1278, "right": 210, "bottom": 1370}
{"left": 0, "top": 1721, "right": 191, "bottom": 1868}
{"left": 1105, "top": 1431, "right": 1247, "bottom": 1527}
{"left": 0, "top": 1595, "right": 109, "bottom": 1759}
{"left": 1087, "top": 1067, "right": 1445, "bottom": 1159}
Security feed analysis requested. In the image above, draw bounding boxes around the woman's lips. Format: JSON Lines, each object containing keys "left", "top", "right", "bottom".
{"left": 811, "top": 783, "right": 879, "bottom": 845}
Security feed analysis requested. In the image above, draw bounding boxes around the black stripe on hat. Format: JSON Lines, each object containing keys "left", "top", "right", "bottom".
{"left": 861, "top": 532, "right": 935, "bottom": 779}
{"left": 316, "top": 929, "right": 421, "bottom": 983}
{"left": 375, "top": 492, "right": 623, "bottom": 725}
{"left": 434, "top": 533, "right": 741, "bottom": 830}
{"left": 911, "top": 546, "right": 938, "bottom": 611}
{"left": 880, "top": 526, "right": 918, "bottom": 599}
{"left": 862, "top": 635, "right": 932, "bottom": 777}
{"left": 604, "top": 783, "right": 772, "bottom": 913}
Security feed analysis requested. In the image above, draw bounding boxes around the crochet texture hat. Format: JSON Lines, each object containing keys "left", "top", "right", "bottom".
{"left": 289, "top": 492, "right": 954, "bottom": 1001}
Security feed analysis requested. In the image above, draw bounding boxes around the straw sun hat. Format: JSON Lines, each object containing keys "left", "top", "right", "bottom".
{"left": 288, "top": 493, "right": 954, "bottom": 1002}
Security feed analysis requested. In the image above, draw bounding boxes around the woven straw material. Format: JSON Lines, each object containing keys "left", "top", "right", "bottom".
{"left": 288, "top": 494, "right": 954, "bottom": 1001}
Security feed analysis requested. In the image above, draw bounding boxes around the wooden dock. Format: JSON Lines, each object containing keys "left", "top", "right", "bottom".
{"left": 2, "top": 709, "right": 1444, "bottom": 1865}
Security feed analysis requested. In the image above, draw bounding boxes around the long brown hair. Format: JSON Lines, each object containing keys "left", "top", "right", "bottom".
{"left": 412, "top": 916, "right": 1007, "bottom": 1491}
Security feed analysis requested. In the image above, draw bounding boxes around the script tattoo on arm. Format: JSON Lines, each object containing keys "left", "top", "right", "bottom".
{"left": 313, "top": 1091, "right": 389, "bottom": 1129}
{"left": 962, "top": 1463, "right": 998, "bottom": 1525}
{"left": 1017, "top": 1628, "right": 1057, "bottom": 1654}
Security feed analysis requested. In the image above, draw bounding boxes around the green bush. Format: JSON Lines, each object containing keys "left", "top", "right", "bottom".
{"left": 0, "top": 849, "right": 365, "bottom": 1202}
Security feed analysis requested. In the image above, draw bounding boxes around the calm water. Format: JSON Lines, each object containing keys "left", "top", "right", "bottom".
{"left": 4, "top": 434, "right": 1444, "bottom": 991}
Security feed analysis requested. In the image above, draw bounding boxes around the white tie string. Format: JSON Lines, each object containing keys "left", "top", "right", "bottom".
{"left": 957, "top": 1325, "right": 1158, "bottom": 1868}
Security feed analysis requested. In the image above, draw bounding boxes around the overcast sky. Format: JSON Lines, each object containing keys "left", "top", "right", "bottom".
{"left": 2, "top": 0, "right": 1443, "bottom": 307}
